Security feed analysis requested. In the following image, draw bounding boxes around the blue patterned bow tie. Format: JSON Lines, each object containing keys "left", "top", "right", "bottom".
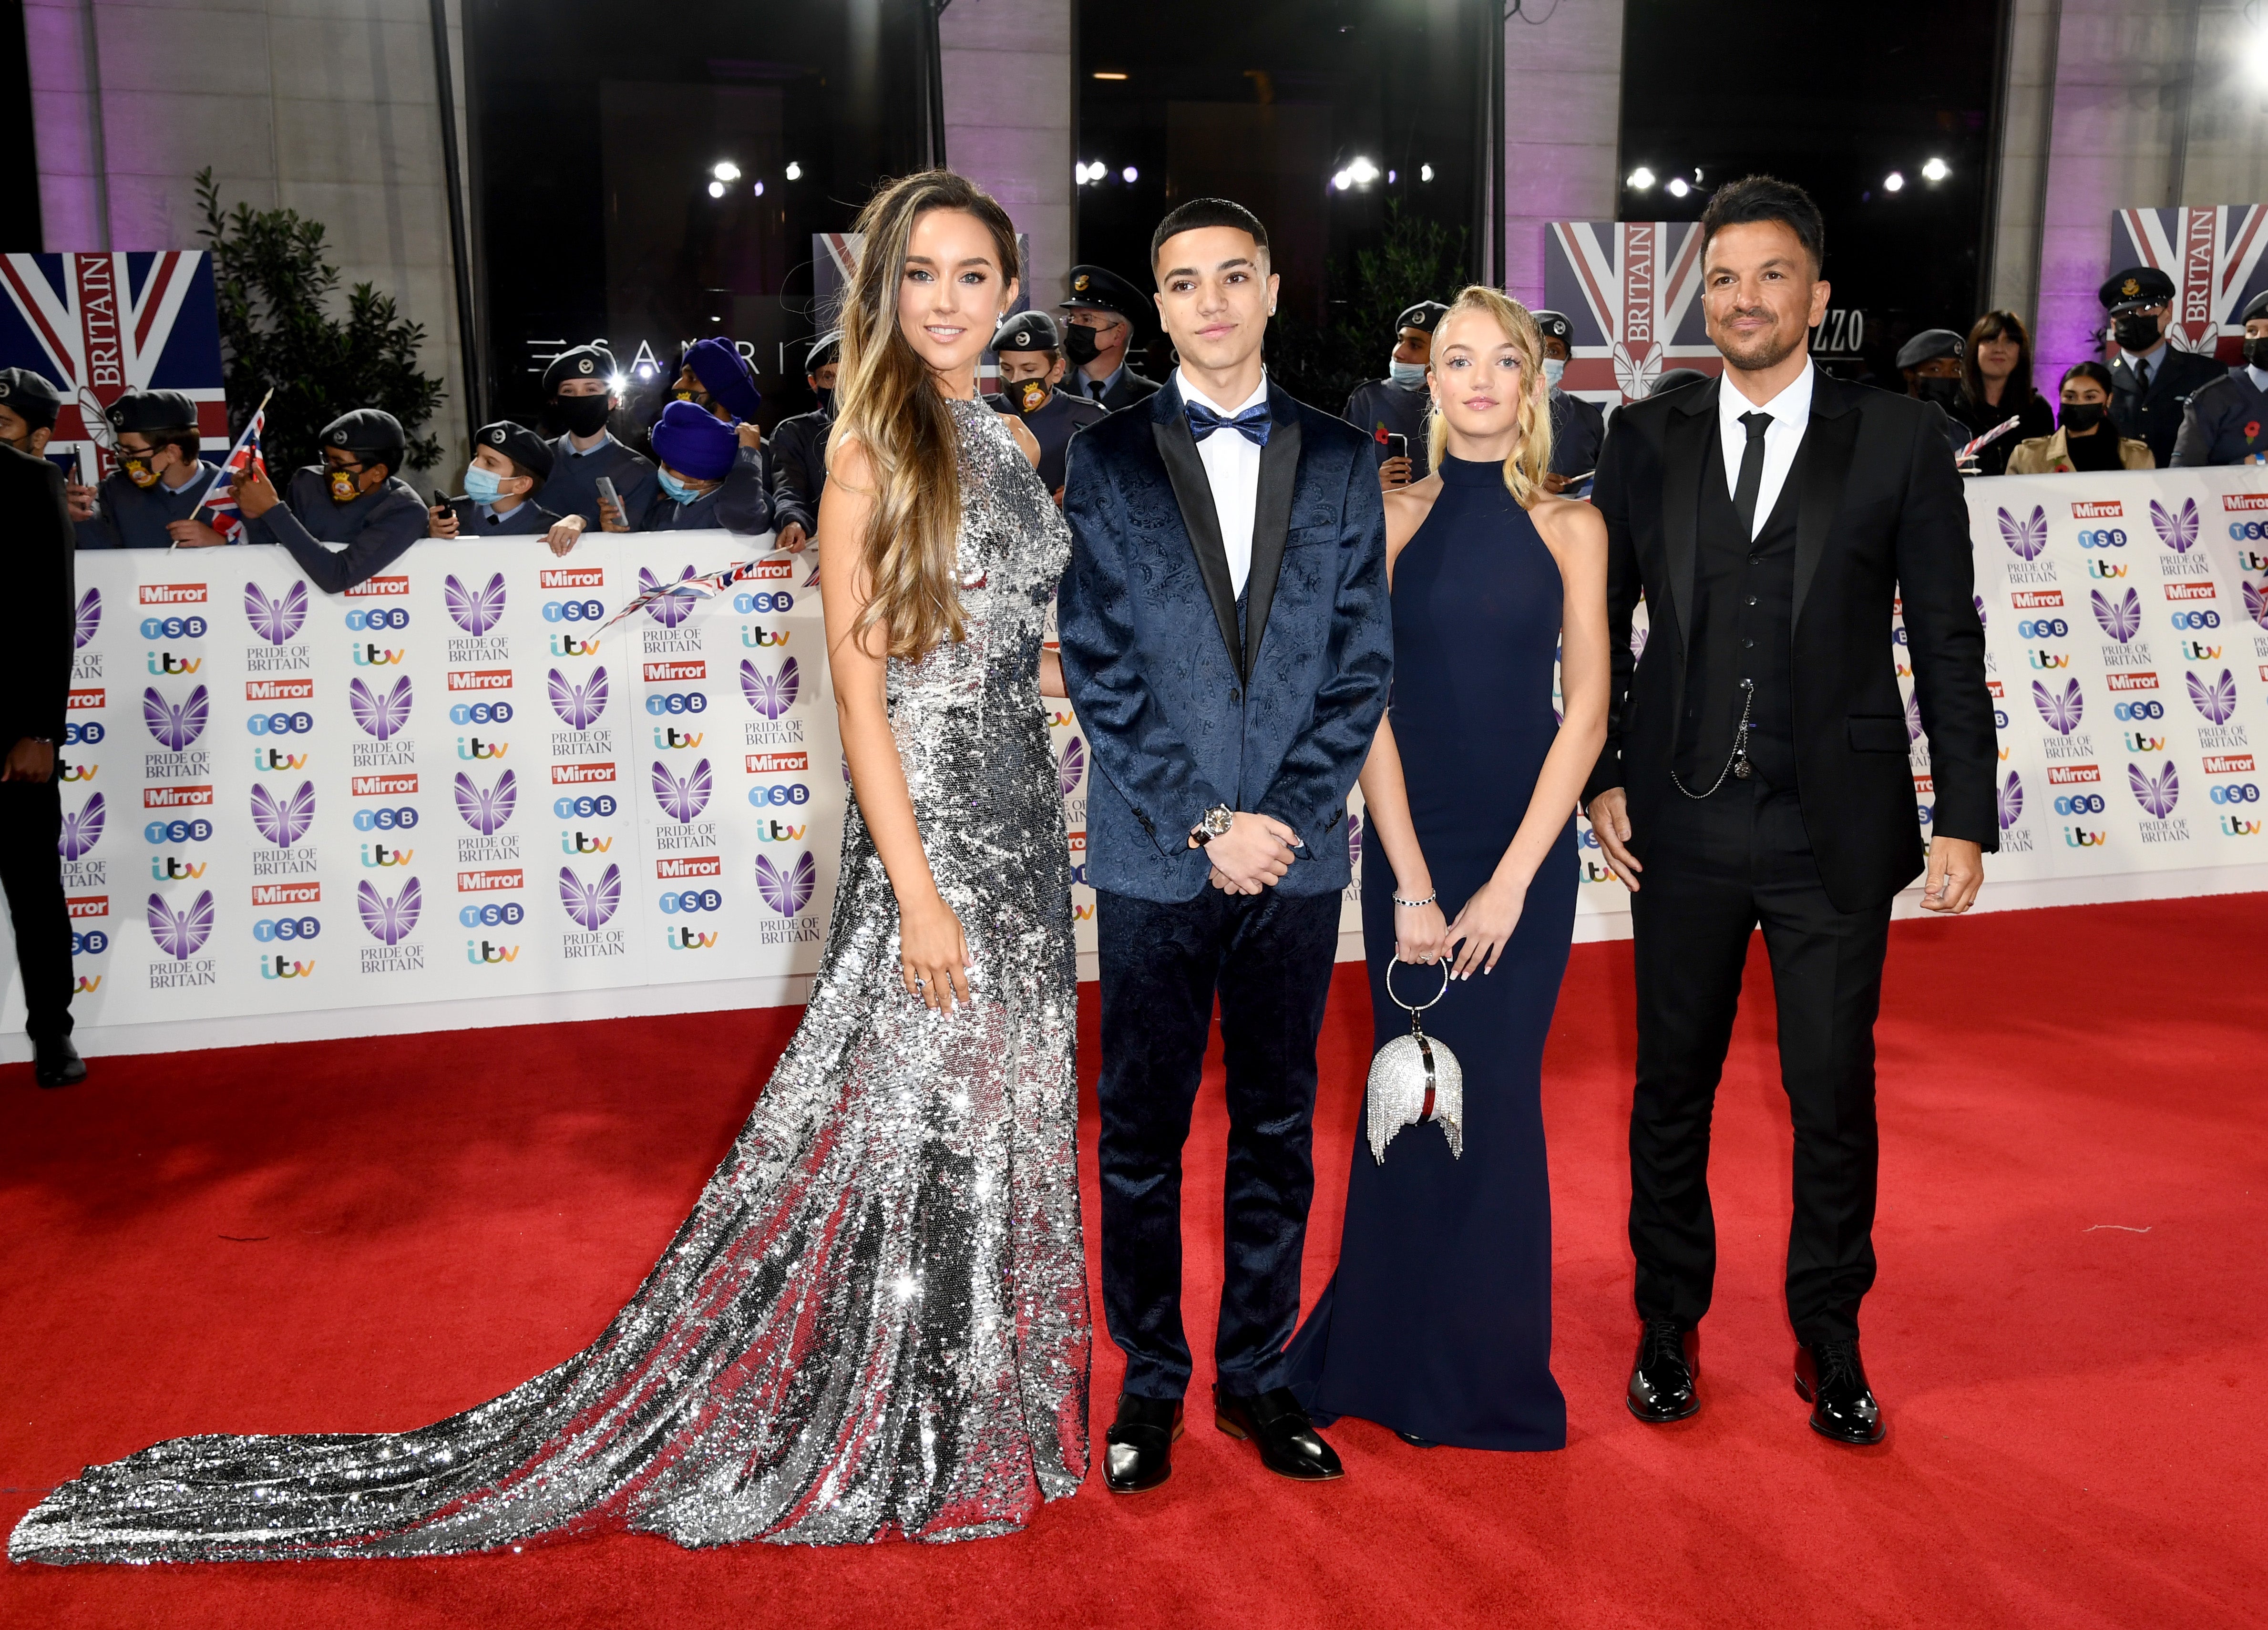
{"left": 1185, "top": 399, "right": 1271, "bottom": 447}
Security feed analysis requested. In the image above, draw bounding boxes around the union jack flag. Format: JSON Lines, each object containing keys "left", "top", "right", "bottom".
{"left": 201, "top": 404, "right": 267, "bottom": 543}
{"left": 2110, "top": 206, "right": 2268, "bottom": 361}
{"left": 0, "top": 252, "right": 227, "bottom": 483}
{"left": 1545, "top": 221, "right": 1724, "bottom": 406}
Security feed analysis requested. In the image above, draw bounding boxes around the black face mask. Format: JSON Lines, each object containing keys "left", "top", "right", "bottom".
{"left": 2113, "top": 314, "right": 2162, "bottom": 353}
{"left": 2061, "top": 401, "right": 2106, "bottom": 434}
{"left": 1061, "top": 322, "right": 1102, "bottom": 367}
{"left": 2244, "top": 337, "right": 2268, "bottom": 371}
{"left": 1006, "top": 377, "right": 1051, "bottom": 415}
{"left": 1913, "top": 376, "right": 1962, "bottom": 408}
{"left": 554, "top": 395, "right": 611, "bottom": 437}
{"left": 813, "top": 387, "right": 836, "bottom": 417}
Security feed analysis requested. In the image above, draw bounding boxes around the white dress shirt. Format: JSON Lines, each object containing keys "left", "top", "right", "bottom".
{"left": 1178, "top": 368, "right": 1268, "bottom": 597}
{"left": 1716, "top": 363, "right": 1816, "bottom": 539}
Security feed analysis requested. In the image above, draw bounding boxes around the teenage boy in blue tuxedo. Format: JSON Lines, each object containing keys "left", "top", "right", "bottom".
{"left": 1057, "top": 197, "right": 1393, "bottom": 1495}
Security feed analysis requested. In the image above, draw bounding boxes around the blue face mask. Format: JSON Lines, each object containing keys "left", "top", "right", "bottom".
{"left": 1388, "top": 359, "right": 1427, "bottom": 388}
{"left": 657, "top": 467, "right": 705, "bottom": 504}
{"left": 462, "top": 462, "right": 506, "bottom": 503}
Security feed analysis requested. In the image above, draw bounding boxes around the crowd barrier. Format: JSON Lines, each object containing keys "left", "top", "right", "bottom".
{"left": 4, "top": 464, "right": 2265, "bottom": 1056}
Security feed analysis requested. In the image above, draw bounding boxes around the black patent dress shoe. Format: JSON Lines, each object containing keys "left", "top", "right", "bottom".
{"left": 1795, "top": 1340, "right": 1885, "bottom": 1445}
{"left": 1627, "top": 1317, "right": 1700, "bottom": 1423}
{"left": 1213, "top": 1385, "right": 1344, "bottom": 1481}
{"left": 1103, "top": 1392, "right": 1183, "bottom": 1494}
{"left": 32, "top": 1035, "right": 85, "bottom": 1089}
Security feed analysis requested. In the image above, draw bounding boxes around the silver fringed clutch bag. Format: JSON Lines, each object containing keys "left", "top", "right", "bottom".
{"left": 1366, "top": 959, "right": 1462, "bottom": 1163}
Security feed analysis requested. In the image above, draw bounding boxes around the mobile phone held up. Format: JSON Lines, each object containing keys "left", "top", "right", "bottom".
{"left": 1385, "top": 432, "right": 1407, "bottom": 462}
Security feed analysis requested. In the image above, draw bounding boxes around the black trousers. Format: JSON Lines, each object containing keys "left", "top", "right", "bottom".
{"left": 1628, "top": 779, "right": 1892, "bottom": 1344}
{"left": 1094, "top": 884, "right": 1342, "bottom": 1401}
{"left": 0, "top": 777, "right": 74, "bottom": 1044}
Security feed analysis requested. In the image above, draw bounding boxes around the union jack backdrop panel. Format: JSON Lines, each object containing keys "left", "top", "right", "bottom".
{"left": 2109, "top": 206, "right": 2268, "bottom": 359}
{"left": 1544, "top": 221, "right": 1724, "bottom": 406}
{"left": 0, "top": 251, "right": 228, "bottom": 482}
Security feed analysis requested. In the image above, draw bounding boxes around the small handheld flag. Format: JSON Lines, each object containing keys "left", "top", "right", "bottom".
{"left": 190, "top": 388, "right": 273, "bottom": 543}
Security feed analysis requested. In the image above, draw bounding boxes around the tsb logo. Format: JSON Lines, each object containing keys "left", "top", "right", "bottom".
{"left": 139, "top": 615, "right": 207, "bottom": 639}
{"left": 659, "top": 888, "right": 725, "bottom": 913}
{"left": 2015, "top": 618, "right": 2069, "bottom": 639}
{"left": 457, "top": 901, "right": 526, "bottom": 927}
{"left": 747, "top": 782, "right": 811, "bottom": 807}
{"left": 552, "top": 794, "right": 619, "bottom": 819}
{"left": 2209, "top": 784, "right": 2261, "bottom": 804}
{"left": 2052, "top": 793, "right": 2107, "bottom": 815}
{"left": 544, "top": 598, "right": 607, "bottom": 622}
{"left": 2113, "top": 699, "right": 2165, "bottom": 720}
{"left": 345, "top": 606, "right": 410, "bottom": 631}
{"left": 144, "top": 818, "right": 214, "bottom": 844}
{"left": 352, "top": 806, "right": 419, "bottom": 831}
{"left": 72, "top": 930, "right": 110, "bottom": 955}
{"left": 449, "top": 701, "right": 514, "bottom": 725}
{"left": 2169, "top": 610, "right": 2222, "bottom": 630}
{"left": 731, "top": 590, "right": 795, "bottom": 614}
{"left": 645, "top": 692, "right": 709, "bottom": 716}
{"left": 252, "top": 916, "right": 320, "bottom": 942}
{"left": 64, "top": 721, "right": 104, "bottom": 745}
{"left": 247, "top": 710, "right": 316, "bottom": 735}
{"left": 2076, "top": 529, "right": 2128, "bottom": 548}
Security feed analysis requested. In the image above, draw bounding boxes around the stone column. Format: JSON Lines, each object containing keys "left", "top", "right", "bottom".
{"left": 940, "top": 0, "right": 1076, "bottom": 310}
{"left": 1502, "top": 0, "right": 1626, "bottom": 307}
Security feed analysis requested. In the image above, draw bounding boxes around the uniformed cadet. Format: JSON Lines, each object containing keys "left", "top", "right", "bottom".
{"left": 2172, "top": 288, "right": 2268, "bottom": 467}
{"left": 1060, "top": 265, "right": 1160, "bottom": 409}
{"left": 768, "top": 330, "right": 837, "bottom": 552}
{"left": 1895, "top": 328, "right": 1975, "bottom": 460}
{"left": 2100, "top": 266, "right": 2223, "bottom": 467}
{"left": 1343, "top": 299, "right": 1445, "bottom": 492}
{"left": 429, "top": 420, "right": 568, "bottom": 540}
{"left": 640, "top": 400, "right": 772, "bottom": 534}
{"left": 72, "top": 389, "right": 220, "bottom": 549}
{"left": 677, "top": 336, "right": 766, "bottom": 488}
{"left": 205, "top": 407, "right": 429, "bottom": 594}
{"left": 984, "top": 310, "right": 1104, "bottom": 502}
{"left": 1531, "top": 308, "right": 1606, "bottom": 493}
{"left": 542, "top": 343, "right": 657, "bottom": 533}
{"left": 0, "top": 366, "right": 84, "bottom": 1085}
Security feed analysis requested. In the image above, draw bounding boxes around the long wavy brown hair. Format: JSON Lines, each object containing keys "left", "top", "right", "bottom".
{"left": 827, "top": 170, "right": 1020, "bottom": 661}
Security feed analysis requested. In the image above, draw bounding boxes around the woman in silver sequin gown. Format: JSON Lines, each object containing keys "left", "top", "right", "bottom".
{"left": 10, "top": 174, "right": 1088, "bottom": 1565}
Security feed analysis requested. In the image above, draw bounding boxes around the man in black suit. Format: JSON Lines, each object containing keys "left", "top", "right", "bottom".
{"left": 1584, "top": 176, "right": 1994, "bottom": 1446}
{"left": 2102, "top": 265, "right": 2224, "bottom": 468}
{"left": 1060, "top": 265, "right": 1161, "bottom": 410}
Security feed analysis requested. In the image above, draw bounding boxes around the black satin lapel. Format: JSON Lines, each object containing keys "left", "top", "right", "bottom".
{"left": 1241, "top": 403, "right": 1302, "bottom": 679}
{"left": 1791, "top": 400, "right": 1862, "bottom": 632}
{"left": 1151, "top": 413, "right": 1243, "bottom": 676}
{"left": 1661, "top": 390, "right": 1714, "bottom": 649}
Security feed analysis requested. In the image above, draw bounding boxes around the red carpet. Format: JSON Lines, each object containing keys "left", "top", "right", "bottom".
{"left": 2, "top": 895, "right": 2262, "bottom": 1629}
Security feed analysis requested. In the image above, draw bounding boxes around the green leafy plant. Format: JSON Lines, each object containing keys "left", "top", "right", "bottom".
{"left": 196, "top": 167, "right": 445, "bottom": 475}
{"left": 1271, "top": 201, "right": 1469, "bottom": 411}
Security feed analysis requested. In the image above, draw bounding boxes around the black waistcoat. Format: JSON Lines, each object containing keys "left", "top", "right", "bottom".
{"left": 1675, "top": 441, "right": 1800, "bottom": 790}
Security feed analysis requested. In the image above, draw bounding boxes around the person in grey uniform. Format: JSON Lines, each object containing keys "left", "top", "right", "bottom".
{"left": 542, "top": 343, "right": 657, "bottom": 532}
{"left": 1342, "top": 298, "right": 1445, "bottom": 491}
{"left": 2172, "top": 288, "right": 2268, "bottom": 466}
{"left": 768, "top": 330, "right": 838, "bottom": 552}
{"left": 207, "top": 408, "right": 429, "bottom": 593}
{"left": 428, "top": 421, "right": 565, "bottom": 538}
{"left": 984, "top": 310, "right": 1104, "bottom": 501}
{"left": 71, "top": 389, "right": 221, "bottom": 549}
{"left": 639, "top": 400, "right": 771, "bottom": 534}
{"left": 1059, "top": 265, "right": 1161, "bottom": 409}
{"left": 2101, "top": 266, "right": 2223, "bottom": 467}
{"left": 1532, "top": 308, "right": 1606, "bottom": 493}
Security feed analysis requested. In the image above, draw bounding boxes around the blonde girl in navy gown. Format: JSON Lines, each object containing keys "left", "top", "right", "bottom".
{"left": 1286, "top": 287, "right": 1610, "bottom": 1450}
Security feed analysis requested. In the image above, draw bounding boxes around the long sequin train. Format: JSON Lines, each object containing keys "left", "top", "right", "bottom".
{"left": 11, "top": 397, "right": 1088, "bottom": 1562}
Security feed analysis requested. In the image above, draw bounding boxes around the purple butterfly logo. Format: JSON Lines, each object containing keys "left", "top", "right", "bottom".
{"left": 548, "top": 666, "right": 609, "bottom": 729}
{"left": 74, "top": 586, "right": 101, "bottom": 649}
{"left": 2091, "top": 587, "right": 2142, "bottom": 643}
{"left": 143, "top": 684, "right": 210, "bottom": 750}
{"left": 651, "top": 758, "right": 713, "bottom": 822}
{"left": 348, "top": 675, "right": 414, "bottom": 740}
{"left": 59, "top": 792, "right": 105, "bottom": 861}
{"left": 1347, "top": 811, "right": 1363, "bottom": 868}
{"left": 1997, "top": 771, "right": 2024, "bottom": 831}
{"left": 250, "top": 780, "right": 316, "bottom": 847}
{"left": 1630, "top": 623, "right": 1650, "bottom": 660}
{"left": 1974, "top": 594, "right": 1987, "bottom": 629}
{"left": 558, "top": 862, "right": 622, "bottom": 930}
{"left": 242, "top": 580, "right": 308, "bottom": 646}
{"left": 2246, "top": 581, "right": 2268, "bottom": 630}
{"left": 356, "top": 876, "right": 422, "bottom": 945}
{"left": 146, "top": 888, "right": 216, "bottom": 960}
{"left": 1997, "top": 505, "right": 2048, "bottom": 562}
{"left": 754, "top": 851, "right": 816, "bottom": 917}
{"left": 2186, "top": 668, "right": 2237, "bottom": 726}
{"left": 453, "top": 768, "right": 517, "bottom": 835}
{"left": 2127, "top": 760, "right": 2181, "bottom": 819}
{"left": 1904, "top": 693, "right": 1922, "bottom": 742}
{"left": 2032, "top": 678, "right": 2084, "bottom": 735}
{"left": 2149, "top": 498, "right": 2200, "bottom": 554}
{"left": 639, "top": 564, "right": 702, "bottom": 627}
{"left": 1058, "top": 736, "right": 1086, "bottom": 797}
{"left": 444, "top": 571, "right": 507, "bottom": 636}
{"left": 739, "top": 656, "right": 799, "bottom": 719}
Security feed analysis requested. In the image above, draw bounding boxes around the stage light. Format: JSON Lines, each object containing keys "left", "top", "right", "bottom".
{"left": 1332, "top": 169, "right": 1353, "bottom": 192}
{"left": 608, "top": 374, "right": 627, "bottom": 392}
{"left": 752, "top": 180, "right": 765, "bottom": 197}
{"left": 707, "top": 180, "right": 726, "bottom": 199}
{"left": 1093, "top": 71, "right": 1127, "bottom": 80}
{"left": 784, "top": 162, "right": 803, "bottom": 181}
{"left": 1122, "top": 165, "right": 1138, "bottom": 183}
{"left": 1387, "top": 169, "right": 1396, "bottom": 185}
{"left": 1349, "top": 157, "right": 1379, "bottom": 185}
{"left": 712, "top": 162, "right": 740, "bottom": 183}
{"left": 1420, "top": 164, "right": 1435, "bottom": 183}
{"left": 1627, "top": 166, "right": 1656, "bottom": 190}
{"left": 1666, "top": 177, "right": 1689, "bottom": 198}
{"left": 1921, "top": 157, "right": 1950, "bottom": 182}
{"left": 1884, "top": 170, "right": 1906, "bottom": 192}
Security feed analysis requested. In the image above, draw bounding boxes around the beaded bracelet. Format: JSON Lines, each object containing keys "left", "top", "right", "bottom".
{"left": 1392, "top": 890, "right": 1437, "bottom": 908}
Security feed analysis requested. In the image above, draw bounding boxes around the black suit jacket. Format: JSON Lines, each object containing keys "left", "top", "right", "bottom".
{"left": 0, "top": 444, "right": 75, "bottom": 751}
{"left": 1584, "top": 367, "right": 1997, "bottom": 912}
{"left": 1081, "top": 366, "right": 1160, "bottom": 412}
{"left": 2109, "top": 346, "right": 2223, "bottom": 467}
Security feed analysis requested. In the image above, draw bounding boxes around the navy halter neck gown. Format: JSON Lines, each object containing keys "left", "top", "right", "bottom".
{"left": 1286, "top": 452, "right": 1575, "bottom": 1451}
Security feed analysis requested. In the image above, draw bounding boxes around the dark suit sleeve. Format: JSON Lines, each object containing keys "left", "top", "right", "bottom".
{"left": 258, "top": 490, "right": 425, "bottom": 595}
{"left": 1583, "top": 422, "right": 1643, "bottom": 804}
{"left": 2170, "top": 390, "right": 2214, "bottom": 466}
{"left": 1, "top": 459, "right": 75, "bottom": 747}
{"left": 1893, "top": 410, "right": 1997, "bottom": 850}
{"left": 770, "top": 420, "right": 817, "bottom": 533}
{"left": 1253, "top": 448, "right": 1393, "bottom": 843}
{"left": 1057, "top": 432, "right": 1231, "bottom": 859}
{"left": 711, "top": 462, "right": 773, "bottom": 535}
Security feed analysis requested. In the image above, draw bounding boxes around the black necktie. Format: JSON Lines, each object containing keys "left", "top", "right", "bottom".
{"left": 2137, "top": 357, "right": 2152, "bottom": 391}
{"left": 1734, "top": 411, "right": 1771, "bottom": 539}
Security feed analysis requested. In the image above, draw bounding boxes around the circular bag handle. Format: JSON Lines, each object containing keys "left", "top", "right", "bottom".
{"left": 1384, "top": 957, "right": 1451, "bottom": 1015}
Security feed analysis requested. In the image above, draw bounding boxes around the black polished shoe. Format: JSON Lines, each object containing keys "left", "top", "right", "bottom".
{"left": 1213, "top": 1385, "right": 1344, "bottom": 1481}
{"left": 1102, "top": 1392, "right": 1183, "bottom": 1494}
{"left": 32, "top": 1036, "right": 85, "bottom": 1089}
{"left": 1627, "top": 1317, "right": 1700, "bottom": 1423}
{"left": 1795, "top": 1340, "right": 1885, "bottom": 1445}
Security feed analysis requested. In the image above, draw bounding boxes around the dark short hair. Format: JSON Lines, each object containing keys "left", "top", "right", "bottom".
{"left": 1962, "top": 309, "right": 2034, "bottom": 410}
{"left": 1700, "top": 174, "right": 1825, "bottom": 278}
{"left": 2060, "top": 360, "right": 2115, "bottom": 396}
{"left": 130, "top": 425, "right": 200, "bottom": 464}
{"left": 1149, "top": 198, "right": 1270, "bottom": 276}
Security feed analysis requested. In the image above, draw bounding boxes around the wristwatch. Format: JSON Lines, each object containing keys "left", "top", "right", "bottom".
{"left": 1189, "top": 804, "right": 1235, "bottom": 847}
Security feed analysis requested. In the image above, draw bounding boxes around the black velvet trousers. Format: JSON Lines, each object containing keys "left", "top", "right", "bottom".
{"left": 0, "top": 776, "right": 74, "bottom": 1043}
{"left": 1094, "top": 884, "right": 1342, "bottom": 1401}
{"left": 1627, "top": 779, "right": 1893, "bottom": 1345}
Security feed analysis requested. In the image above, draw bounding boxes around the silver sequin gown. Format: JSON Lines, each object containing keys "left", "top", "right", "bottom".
{"left": 12, "top": 396, "right": 1087, "bottom": 1563}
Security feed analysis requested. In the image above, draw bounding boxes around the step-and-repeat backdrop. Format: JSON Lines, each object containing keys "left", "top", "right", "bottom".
{"left": 6, "top": 465, "right": 2265, "bottom": 1047}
